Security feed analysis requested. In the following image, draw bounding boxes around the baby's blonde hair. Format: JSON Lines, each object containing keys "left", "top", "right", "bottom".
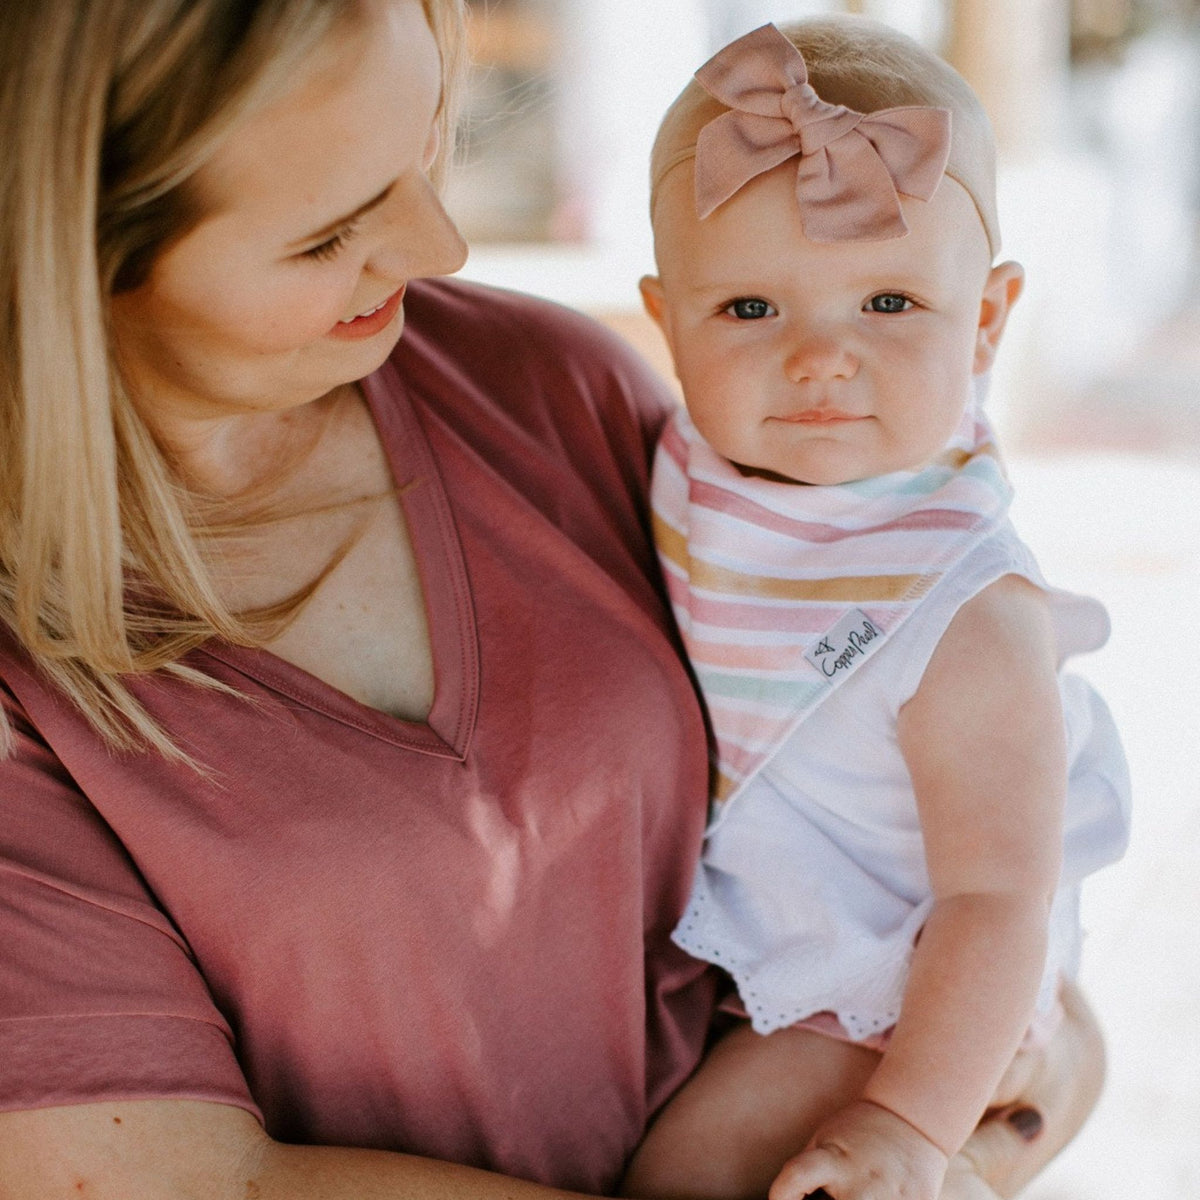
{"left": 0, "top": 0, "right": 466, "bottom": 759}
{"left": 650, "top": 14, "right": 1000, "bottom": 257}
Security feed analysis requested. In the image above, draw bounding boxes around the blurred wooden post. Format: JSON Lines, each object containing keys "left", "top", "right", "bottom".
{"left": 942, "top": 1, "right": 1076, "bottom": 445}
{"left": 945, "top": 0, "right": 1071, "bottom": 157}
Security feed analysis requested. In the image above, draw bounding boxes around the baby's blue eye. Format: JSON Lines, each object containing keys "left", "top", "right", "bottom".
{"left": 866, "top": 293, "right": 913, "bottom": 314}
{"left": 726, "top": 298, "right": 775, "bottom": 320}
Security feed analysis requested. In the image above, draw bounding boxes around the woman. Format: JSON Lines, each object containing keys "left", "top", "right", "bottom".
{"left": 0, "top": 1, "right": 1100, "bottom": 1196}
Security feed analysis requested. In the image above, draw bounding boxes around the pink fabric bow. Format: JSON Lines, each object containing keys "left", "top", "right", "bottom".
{"left": 693, "top": 24, "right": 952, "bottom": 240}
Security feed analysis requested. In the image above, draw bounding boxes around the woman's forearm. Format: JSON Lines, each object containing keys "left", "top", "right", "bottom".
{"left": 0, "top": 1100, "right": 602, "bottom": 1200}
{"left": 249, "top": 1141, "right": 602, "bottom": 1200}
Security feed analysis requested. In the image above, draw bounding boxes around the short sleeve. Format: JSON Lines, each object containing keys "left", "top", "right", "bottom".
{"left": 0, "top": 681, "right": 260, "bottom": 1119}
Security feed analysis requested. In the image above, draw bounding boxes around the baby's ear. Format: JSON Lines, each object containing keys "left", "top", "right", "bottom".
{"left": 639, "top": 275, "right": 669, "bottom": 334}
{"left": 974, "top": 260, "right": 1024, "bottom": 375}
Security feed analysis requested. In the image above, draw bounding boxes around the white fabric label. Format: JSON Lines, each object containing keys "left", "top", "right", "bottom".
{"left": 804, "top": 608, "right": 886, "bottom": 681}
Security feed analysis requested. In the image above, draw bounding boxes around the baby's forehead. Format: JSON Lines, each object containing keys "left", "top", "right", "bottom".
{"left": 651, "top": 162, "right": 991, "bottom": 288}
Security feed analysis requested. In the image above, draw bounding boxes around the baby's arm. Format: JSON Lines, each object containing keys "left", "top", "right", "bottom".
{"left": 772, "top": 573, "right": 1068, "bottom": 1200}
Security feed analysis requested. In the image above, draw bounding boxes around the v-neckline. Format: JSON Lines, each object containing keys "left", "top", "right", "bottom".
{"left": 198, "top": 360, "right": 479, "bottom": 758}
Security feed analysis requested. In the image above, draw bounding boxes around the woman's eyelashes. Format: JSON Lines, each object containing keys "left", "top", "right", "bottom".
{"left": 300, "top": 218, "right": 362, "bottom": 263}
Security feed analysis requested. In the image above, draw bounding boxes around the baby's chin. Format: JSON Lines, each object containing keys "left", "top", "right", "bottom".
{"left": 733, "top": 456, "right": 943, "bottom": 487}
{"left": 733, "top": 461, "right": 826, "bottom": 486}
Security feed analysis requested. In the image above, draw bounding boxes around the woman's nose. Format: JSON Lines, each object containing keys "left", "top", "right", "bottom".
{"left": 783, "top": 332, "right": 857, "bottom": 383}
{"left": 367, "top": 174, "right": 468, "bottom": 283}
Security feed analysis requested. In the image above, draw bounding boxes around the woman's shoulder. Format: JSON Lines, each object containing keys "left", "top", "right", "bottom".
{"left": 402, "top": 275, "right": 638, "bottom": 360}
{"left": 395, "top": 277, "right": 675, "bottom": 435}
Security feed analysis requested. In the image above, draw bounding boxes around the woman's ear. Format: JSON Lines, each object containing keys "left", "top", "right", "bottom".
{"left": 974, "top": 260, "right": 1025, "bottom": 375}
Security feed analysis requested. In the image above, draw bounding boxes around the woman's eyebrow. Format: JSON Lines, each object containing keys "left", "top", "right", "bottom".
{"left": 288, "top": 182, "right": 395, "bottom": 248}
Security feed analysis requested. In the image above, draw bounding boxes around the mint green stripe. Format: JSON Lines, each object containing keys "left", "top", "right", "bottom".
{"left": 697, "top": 669, "right": 826, "bottom": 706}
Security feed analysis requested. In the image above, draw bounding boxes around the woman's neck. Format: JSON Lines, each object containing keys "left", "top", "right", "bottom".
{"left": 143, "top": 383, "right": 359, "bottom": 502}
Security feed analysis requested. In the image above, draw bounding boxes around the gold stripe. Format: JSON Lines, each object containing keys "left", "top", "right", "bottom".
{"left": 691, "top": 558, "right": 931, "bottom": 602}
{"left": 654, "top": 512, "right": 932, "bottom": 601}
{"left": 651, "top": 512, "right": 688, "bottom": 569}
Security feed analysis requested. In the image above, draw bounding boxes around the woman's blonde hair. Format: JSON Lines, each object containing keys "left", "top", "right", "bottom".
{"left": 0, "top": 0, "right": 467, "bottom": 758}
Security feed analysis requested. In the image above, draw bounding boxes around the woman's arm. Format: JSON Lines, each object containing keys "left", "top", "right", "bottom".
{"left": 0, "top": 1100, "right": 602, "bottom": 1200}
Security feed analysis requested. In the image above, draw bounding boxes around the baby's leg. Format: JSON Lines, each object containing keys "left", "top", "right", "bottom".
{"left": 622, "top": 1022, "right": 879, "bottom": 1200}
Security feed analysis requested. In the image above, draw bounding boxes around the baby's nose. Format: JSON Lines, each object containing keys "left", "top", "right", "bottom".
{"left": 783, "top": 333, "right": 857, "bottom": 383}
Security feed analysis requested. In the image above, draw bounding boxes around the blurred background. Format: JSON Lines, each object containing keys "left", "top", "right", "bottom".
{"left": 445, "top": 3, "right": 1200, "bottom": 1195}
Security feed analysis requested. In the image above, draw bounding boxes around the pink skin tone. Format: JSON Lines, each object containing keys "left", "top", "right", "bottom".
{"left": 639, "top": 160, "right": 1020, "bottom": 488}
{"left": 106, "top": 0, "right": 470, "bottom": 726}
{"left": 110, "top": 0, "right": 467, "bottom": 490}
{"left": 626, "top": 161, "right": 1068, "bottom": 1200}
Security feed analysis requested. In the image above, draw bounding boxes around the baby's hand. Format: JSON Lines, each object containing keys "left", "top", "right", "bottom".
{"left": 768, "top": 1100, "right": 948, "bottom": 1200}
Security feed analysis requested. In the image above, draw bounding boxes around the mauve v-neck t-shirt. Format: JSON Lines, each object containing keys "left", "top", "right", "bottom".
{"left": 0, "top": 279, "right": 717, "bottom": 1194}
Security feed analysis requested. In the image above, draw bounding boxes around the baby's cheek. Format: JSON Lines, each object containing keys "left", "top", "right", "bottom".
{"left": 689, "top": 400, "right": 744, "bottom": 462}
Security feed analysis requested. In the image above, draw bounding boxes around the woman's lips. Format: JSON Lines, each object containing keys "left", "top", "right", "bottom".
{"left": 328, "top": 285, "right": 406, "bottom": 341}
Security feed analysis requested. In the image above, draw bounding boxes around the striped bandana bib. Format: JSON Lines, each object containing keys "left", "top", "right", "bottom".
{"left": 651, "top": 402, "right": 1012, "bottom": 809}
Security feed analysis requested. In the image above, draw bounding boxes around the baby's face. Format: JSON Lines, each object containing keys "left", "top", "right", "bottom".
{"left": 644, "top": 162, "right": 1015, "bottom": 485}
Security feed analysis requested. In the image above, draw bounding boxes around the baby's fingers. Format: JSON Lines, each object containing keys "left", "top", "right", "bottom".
{"left": 768, "top": 1149, "right": 843, "bottom": 1200}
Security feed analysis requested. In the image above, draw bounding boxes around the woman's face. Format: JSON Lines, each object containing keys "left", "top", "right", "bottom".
{"left": 110, "top": 0, "right": 467, "bottom": 429}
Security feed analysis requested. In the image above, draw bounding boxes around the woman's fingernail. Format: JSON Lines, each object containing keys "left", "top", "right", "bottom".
{"left": 1008, "top": 1107, "right": 1044, "bottom": 1141}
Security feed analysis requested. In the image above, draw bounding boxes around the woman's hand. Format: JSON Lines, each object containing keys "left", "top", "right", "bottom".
{"left": 767, "top": 1100, "right": 948, "bottom": 1200}
{"left": 956, "top": 980, "right": 1106, "bottom": 1198}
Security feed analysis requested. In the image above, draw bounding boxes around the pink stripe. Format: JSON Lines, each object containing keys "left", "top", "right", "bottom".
{"left": 712, "top": 734, "right": 761, "bottom": 779}
{"left": 710, "top": 702, "right": 809, "bottom": 745}
{"left": 680, "top": 591, "right": 896, "bottom": 633}
{"left": 658, "top": 417, "right": 689, "bottom": 469}
{"left": 688, "top": 639, "right": 813, "bottom": 671}
{"left": 687, "top": 530, "right": 963, "bottom": 573}
{"left": 663, "top": 568, "right": 691, "bottom": 610}
{"left": 689, "top": 479, "right": 983, "bottom": 542}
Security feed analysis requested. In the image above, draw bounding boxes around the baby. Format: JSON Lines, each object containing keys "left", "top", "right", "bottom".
{"left": 625, "top": 18, "right": 1130, "bottom": 1200}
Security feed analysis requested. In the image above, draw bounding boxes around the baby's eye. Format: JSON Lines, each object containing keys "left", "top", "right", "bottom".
{"left": 865, "top": 293, "right": 914, "bottom": 314}
{"left": 724, "top": 297, "right": 776, "bottom": 320}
